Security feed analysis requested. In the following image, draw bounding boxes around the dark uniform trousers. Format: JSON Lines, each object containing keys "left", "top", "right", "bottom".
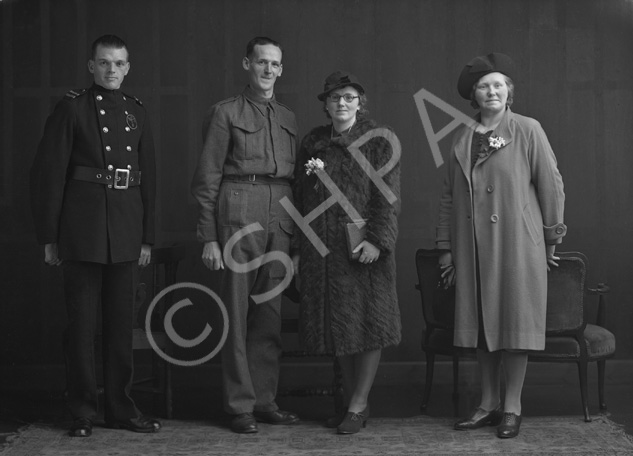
{"left": 217, "top": 180, "right": 293, "bottom": 415}
{"left": 63, "top": 260, "right": 139, "bottom": 421}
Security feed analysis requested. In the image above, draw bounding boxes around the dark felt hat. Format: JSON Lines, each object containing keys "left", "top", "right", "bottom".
{"left": 317, "top": 70, "right": 365, "bottom": 101}
{"left": 457, "top": 52, "right": 515, "bottom": 99}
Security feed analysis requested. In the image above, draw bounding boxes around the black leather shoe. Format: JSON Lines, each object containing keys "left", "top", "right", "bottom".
{"left": 231, "top": 413, "right": 258, "bottom": 433}
{"left": 337, "top": 408, "right": 369, "bottom": 435}
{"left": 454, "top": 405, "right": 503, "bottom": 430}
{"left": 69, "top": 417, "right": 92, "bottom": 437}
{"left": 106, "top": 416, "right": 161, "bottom": 433}
{"left": 497, "top": 412, "right": 522, "bottom": 438}
{"left": 253, "top": 409, "right": 300, "bottom": 425}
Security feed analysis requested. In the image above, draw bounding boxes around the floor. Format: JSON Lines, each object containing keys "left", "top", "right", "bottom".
{"left": 1, "top": 370, "right": 632, "bottom": 447}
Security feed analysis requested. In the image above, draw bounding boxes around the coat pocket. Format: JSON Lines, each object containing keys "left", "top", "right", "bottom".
{"left": 522, "top": 203, "right": 543, "bottom": 246}
{"left": 231, "top": 119, "right": 267, "bottom": 160}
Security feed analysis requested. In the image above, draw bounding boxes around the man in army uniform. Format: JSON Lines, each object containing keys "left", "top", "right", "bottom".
{"left": 30, "top": 35, "right": 160, "bottom": 437}
{"left": 191, "top": 36, "right": 299, "bottom": 434}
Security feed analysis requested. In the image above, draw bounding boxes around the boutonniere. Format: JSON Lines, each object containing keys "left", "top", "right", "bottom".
{"left": 478, "top": 134, "right": 506, "bottom": 160}
{"left": 305, "top": 157, "right": 325, "bottom": 191}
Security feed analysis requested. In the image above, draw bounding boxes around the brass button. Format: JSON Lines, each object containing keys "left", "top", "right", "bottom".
{"left": 100, "top": 109, "right": 106, "bottom": 115}
{"left": 490, "top": 214, "right": 499, "bottom": 223}
{"left": 123, "top": 96, "right": 127, "bottom": 100}
{"left": 107, "top": 165, "right": 114, "bottom": 171}
{"left": 126, "top": 146, "right": 132, "bottom": 151}
{"left": 103, "top": 127, "right": 109, "bottom": 133}
{"left": 105, "top": 146, "right": 111, "bottom": 152}
{"left": 108, "top": 184, "right": 113, "bottom": 189}
{"left": 96, "top": 95, "right": 103, "bottom": 101}
{"left": 127, "top": 165, "right": 132, "bottom": 170}
{"left": 125, "top": 126, "right": 130, "bottom": 132}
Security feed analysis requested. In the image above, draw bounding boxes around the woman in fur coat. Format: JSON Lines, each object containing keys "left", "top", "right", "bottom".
{"left": 437, "top": 53, "right": 566, "bottom": 439}
{"left": 292, "top": 71, "right": 401, "bottom": 435}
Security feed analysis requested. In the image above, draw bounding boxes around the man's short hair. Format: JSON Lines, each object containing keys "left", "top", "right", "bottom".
{"left": 91, "top": 34, "right": 129, "bottom": 60}
{"left": 245, "top": 36, "right": 283, "bottom": 59}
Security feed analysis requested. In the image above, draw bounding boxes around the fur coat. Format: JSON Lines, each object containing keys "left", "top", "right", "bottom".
{"left": 293, "top": 117, "right": 401, "bottom": 356}
{"left": 436, "top": 109, "right": 566, "bottom": 351}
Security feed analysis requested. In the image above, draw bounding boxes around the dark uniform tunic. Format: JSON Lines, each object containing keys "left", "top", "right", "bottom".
{"left": 30, "top": 83, "right": 156, "bottom": 421}
{"left": 191, "top": 85, "right": 297, "bottom": 415}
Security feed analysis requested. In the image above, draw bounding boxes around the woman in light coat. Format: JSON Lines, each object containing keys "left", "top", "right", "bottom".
{"left": 436, "top": 53, "right": 566, "bottom": 439}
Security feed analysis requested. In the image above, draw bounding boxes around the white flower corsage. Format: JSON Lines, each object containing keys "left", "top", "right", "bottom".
{"left": 305, "top": 157, "right": 325, "bottom": 175}
{"left": 488, "top": 135, "right": 506, "bottom": 150}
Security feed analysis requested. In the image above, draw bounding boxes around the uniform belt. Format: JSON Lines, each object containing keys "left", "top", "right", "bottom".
{"left": 69, "top": 166, "right": 141, "bottom": 189}
{"left": 223, "top": 174, "right": 290, "bottom": 186}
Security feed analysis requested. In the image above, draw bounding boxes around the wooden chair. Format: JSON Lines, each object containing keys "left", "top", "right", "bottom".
{"left": 414, "top": 249, "right": 615, "bottom": 421}
{"left": 528, "top": 251, "right": 615, "bottom": 422}
{"left": 131, "top": 244, "right": 188, "bottom": 419}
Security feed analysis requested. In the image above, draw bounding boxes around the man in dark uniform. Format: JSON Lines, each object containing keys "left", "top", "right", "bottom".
{"left": 191, "top": 36, "right": 299, "bottom": 434}
{"left": 30, "top": 35, "right": 161, "bottom": 437}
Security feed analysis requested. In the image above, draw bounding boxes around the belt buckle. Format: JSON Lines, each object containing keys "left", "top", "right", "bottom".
{"left": 114, "top": 169, "right": 130, "bottom": 189}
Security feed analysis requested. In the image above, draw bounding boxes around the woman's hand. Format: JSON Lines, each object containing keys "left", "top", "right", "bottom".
{"left": 353, "top": 240, "right": 380, "bottom": 264}
{"left": 138, "top": 244, "right": 152, "bottom": 267}
{"left": 438, "top": 251, "right": 455, "bottom": 289}
{"left": 546, "top": 244, "right": 559, "bottom": 271}
{"left": 202, "top": 241, "right": 224, "bottom": 271}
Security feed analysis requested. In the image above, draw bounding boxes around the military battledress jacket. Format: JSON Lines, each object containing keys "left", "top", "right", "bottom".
{"left": 436, "top": 109, "right": 566, "bottom": 351}
{"left": 30, "top": 83, "right": 156, "bottom": 264}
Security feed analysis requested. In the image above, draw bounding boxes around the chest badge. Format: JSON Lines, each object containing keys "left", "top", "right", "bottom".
{"left": 126, "top": 114, "right": 138, "bottom": 130}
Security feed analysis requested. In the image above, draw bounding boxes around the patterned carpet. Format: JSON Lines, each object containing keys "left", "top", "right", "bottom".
{"left": 2, "top": 415, "right": 632, "bottom": 456}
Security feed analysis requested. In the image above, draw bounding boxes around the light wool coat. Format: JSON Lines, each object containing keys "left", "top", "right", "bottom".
{"left": 437, "top": 109, "right": 566, "bottom": 351}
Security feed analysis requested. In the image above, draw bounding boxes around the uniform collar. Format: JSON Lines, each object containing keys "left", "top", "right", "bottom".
{"left": 91, "top": 83, "right": 120, "bottom": 95}
{"left": 243, "top": 85, "right": 276, "bottom": 113}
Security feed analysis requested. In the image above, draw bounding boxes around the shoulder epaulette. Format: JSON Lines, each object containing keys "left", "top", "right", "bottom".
{"left": 64, "top": 88, "right": 87, "bottom": 100}
{"left": 122, "top": 92, "right": 143, "bottom": 106}
{"left": 216, "top": 94, "right": 241, "bottom": 107}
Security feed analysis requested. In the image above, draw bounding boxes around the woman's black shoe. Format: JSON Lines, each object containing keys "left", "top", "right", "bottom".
{"left": 337, "top": 408, "right": 369, "bottom": 434}
{"left": 454, "top": 405, "right": 503, "bottom": 430}
{"left": 497, "top": 412, "right": 522, "bottom": 438}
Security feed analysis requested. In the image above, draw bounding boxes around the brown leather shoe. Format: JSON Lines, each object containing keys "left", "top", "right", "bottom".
{"left": 106, "top": 416, "right": 161, "bottom": 433}
{"left": 454, "top": 405, "right": 503, "bottom": 430}
{"left": 253, "top": 409, "right": 300, "bottom": 425}
{"left": 231, "top": 413, "right": 258, "bottom": 434}
{"left": 69, "top": 417, "right": 92, "bottom": 437}
{"left": 497, "top": 412, "right": 522, "bottom": 438}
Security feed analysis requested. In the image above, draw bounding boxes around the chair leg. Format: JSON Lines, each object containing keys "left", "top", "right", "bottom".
{"left": 452, "top": 354, "right": 460, "bottom": 417}
{"left": 420, "top": 351, "right": 435, "bottom": 413}
{"left": 165, "top": 358, "right": 173, "bottom": 419}
{"left": 333, "top": 357, "right": 345, "bottom": 414}
{"left": 576, "top": 360, "right": 591, "bottom": 422}
{"left": 597, "top": 360, "right": 607, "bottom": 413}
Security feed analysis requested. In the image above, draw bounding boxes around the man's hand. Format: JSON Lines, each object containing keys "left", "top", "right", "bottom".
{"left": 44, "top": 243, "right": 63, "bottom": 266}
{"left": 202, "top": 241, "right": 224, "bottom": 271}
{"left": 139, "top": 244, "right": 152, "bottom": 267}
{"left": 438, "top": 251, "right": 455, "bottom": 289}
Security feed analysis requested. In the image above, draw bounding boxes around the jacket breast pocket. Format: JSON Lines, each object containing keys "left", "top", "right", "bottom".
{"left": 231, "top": 120, "right": 266, "bottom": 160}
{"left": 279, "top": 122, "right": 297, "bottom": 161}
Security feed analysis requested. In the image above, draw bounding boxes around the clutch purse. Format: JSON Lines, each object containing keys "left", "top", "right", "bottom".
{"left": 345, "top": 219, "right": 367, "bottom": 261}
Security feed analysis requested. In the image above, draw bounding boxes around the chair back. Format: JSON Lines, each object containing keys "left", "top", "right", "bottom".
{"left": 545, "top": 252, "right": 587, "bottom": 334}
{"left": 415, "top": 249, "right": 456, "bottom": 330}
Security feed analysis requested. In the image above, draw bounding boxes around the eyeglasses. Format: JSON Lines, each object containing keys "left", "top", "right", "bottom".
{"left": 327, "top": 93, "right": 360, "bottom": 103}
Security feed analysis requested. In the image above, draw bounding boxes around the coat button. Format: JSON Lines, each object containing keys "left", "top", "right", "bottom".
{"left": 103, "top": 127, "right": 109, "bottom": 133}
{"left": 490, "top": 214, "right": 499, "bottom": 223}
{"left": 96, "top": 95, "right": 103, "bottom": 101}
{"left": 100, "top": 109, "right": 106, "bottom": 115}
{"left": 108, "top": 184, "right": 113, "bottom": 189}
{"left": 123, "top": 96, "right": 127, "bottom": 101}
{"left": 487, "top": 185, "right": 494, "bottom": 193}
{"left": 125, "top": 126, "right": 130, "bottom": 132}
{"left": 126, "top": 146, "right": 132, "bottom": 151}
{"left": 127, "top": 165, "right": 132, "bottom": 170}
{"left": 107, "top": 165, "right": 114, "bottom": 171}
{"left": 105, "top": 146, "right": 111, "bottom": 152}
